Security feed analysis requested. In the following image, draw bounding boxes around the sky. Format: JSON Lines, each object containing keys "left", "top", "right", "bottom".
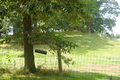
{"left": 112, "top": 0, "right": 120, "bottom": 34}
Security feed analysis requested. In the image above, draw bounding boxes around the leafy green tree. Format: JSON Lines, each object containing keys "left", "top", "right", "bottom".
{"left": 91, "top": 0, "right": 120, "bottom": 33}
{"left": 115, "top": 34, "right": 120, "bottom": 39}
{"left": 9, "top": 12, "right": 23, "bottom": 36}
{"left": 1, "top": 0, "right": 86, "bottom": 73}
{"left": 0, "top": 17, "right": 11, "bottom": 41}
{"left": 79, "top": 0, "right": 98, "bottom": 34}
{"left": 110, "top": 33, "right": 115, "bottom": 38}
{"left": 0, "top": 6, "right": 5, "bottom": 37}
{"left": 78, "top": 0, "right": 120, "bottom": 34}
{"left": 43, "top": 15, "right": 68, "bottom": 32}
{"left": 45, "top": 34, "right": 77, "bottom": 73}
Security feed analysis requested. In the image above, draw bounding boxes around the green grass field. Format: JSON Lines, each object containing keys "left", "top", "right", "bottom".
{"left": 0, "top": 32, "right": 120, "bottom": 80}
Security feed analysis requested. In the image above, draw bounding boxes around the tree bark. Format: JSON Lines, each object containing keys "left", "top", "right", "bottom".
{"left": 77, "top": 26, "right": 80, "bottom": 32}
{"left": 0, "top": 32, "right": 1, "bottom": 37}
{"left": 23, "top": 14, "right": 36, "bottom": 73}
{"left": 86, "top": 21, "right": 91, "bottom": 34}
{"left": 57, "top": 49, "right": 62, "bottom": 73}
{"left": 88, "top": 26, "right": 91, "bottom": 34}
{"left": 0, "top": 26, "right": 2, "bottom": 37}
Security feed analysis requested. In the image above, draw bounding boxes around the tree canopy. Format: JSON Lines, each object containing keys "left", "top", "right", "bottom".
{"left": 91, "top": 0, "right": 120, "bottom": 33}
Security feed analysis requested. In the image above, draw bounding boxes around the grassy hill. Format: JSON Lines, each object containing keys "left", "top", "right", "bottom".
{"left": 60, "top": 32, "right": 120, "bottom": 56}
{"left": 0, "top": 32, "right": 120, "bottom": 57}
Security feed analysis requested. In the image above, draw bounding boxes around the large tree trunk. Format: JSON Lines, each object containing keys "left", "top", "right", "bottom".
{"left": 57, "top": 49, "right": 62, "bottom": 73}
{"left": 23, "top": 14, "right": 36, "bottom": 73}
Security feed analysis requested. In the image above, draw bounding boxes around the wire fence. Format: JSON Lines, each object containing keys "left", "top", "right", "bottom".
{"left": 0, "top": 55, "right": 120, "bottom": 79}
{"left": 35, "top": 55, "right": 120, "bottom": 72}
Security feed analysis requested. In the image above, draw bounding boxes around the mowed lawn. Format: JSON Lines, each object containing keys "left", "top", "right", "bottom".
{"left": 0, "top": 32, "right": 120, "bottom": 80}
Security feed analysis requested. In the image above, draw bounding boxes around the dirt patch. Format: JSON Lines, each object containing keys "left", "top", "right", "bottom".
{"left": 72, "top": 64, "right": 120, "bottom": 72}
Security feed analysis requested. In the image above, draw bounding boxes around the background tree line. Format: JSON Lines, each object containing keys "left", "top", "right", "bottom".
{"left": 110, "top": 33, "right": 120, "bottom": 39}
